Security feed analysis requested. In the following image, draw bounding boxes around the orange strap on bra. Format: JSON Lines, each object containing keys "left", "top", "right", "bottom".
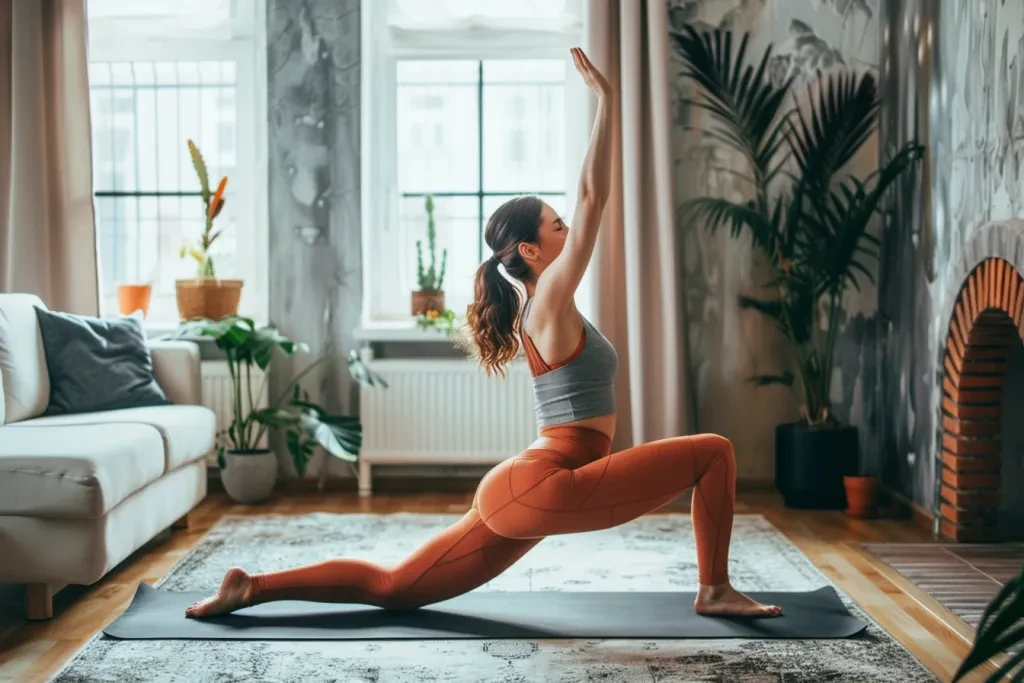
{"left": 521, "top": 327, "right": 586, "bottom": 377}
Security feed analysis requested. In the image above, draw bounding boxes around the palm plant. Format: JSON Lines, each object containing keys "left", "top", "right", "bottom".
{"left": 672, "top": 26, "right": 924, "bottom": 427}
{"left": 954, "top": 565, "right": 1024, "bottom": 682}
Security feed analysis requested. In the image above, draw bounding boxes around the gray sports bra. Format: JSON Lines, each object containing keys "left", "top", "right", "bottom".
{"left": 520, "top": 298, "right": 617, "bottom": 426}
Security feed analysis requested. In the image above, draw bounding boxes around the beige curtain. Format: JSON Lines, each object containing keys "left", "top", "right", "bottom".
{"left": 583, "top": 0, "right": 693, "bottom": 451}
{"left": 0, "top": 0, "right": 98, "bottom": 315}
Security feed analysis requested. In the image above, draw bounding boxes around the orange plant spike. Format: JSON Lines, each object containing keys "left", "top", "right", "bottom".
{"left": 208, "top": 176, "right": 228, "bottom": 221}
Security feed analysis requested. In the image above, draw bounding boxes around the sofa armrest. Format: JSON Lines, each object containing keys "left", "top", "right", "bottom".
{"left": 148, "top": 341, "right": 203, "bottom": 406}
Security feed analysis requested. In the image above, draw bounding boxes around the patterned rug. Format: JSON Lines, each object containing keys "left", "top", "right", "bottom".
{"left": 863, "top": 542, "right": 1024, "bottom": 629}
{"left": 53, "top": 513, "right": 939, "bottom": 682}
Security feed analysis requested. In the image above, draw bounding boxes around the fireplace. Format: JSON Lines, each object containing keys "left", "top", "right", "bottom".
{"left": 939, "top": 256, "right": 1024, "bottom": 541}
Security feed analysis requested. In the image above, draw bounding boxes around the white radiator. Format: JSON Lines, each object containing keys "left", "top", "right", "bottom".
{"left": 200, "top": 361, "right": 269, "bottom": 466}
{"left": 358, "top": 358, "right": 537, "bottom": 495}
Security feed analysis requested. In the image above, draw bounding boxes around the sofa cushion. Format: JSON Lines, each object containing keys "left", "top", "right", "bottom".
{"left": 0, "top": 423, "right": 165, "bottom": 518}
{"left": 0, "top": 293, "right": 50, "bottom": 425}
{"left": 34, "top": 308, "right": 169, "bottom": 416}
{"left": 9, "top": 405, "right": 216, "bottom": 472}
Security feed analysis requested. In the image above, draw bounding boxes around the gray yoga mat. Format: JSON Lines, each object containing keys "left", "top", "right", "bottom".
{"left": 103, "top": 583, "right": 867, "bottom": 640}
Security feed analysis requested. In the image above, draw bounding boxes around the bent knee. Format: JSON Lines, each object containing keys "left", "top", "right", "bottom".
{"left": 690, "top": 434, "right": 735, "bottom": 466}
{"left": 371, "top": 573, "right": 428, "bottom": 610}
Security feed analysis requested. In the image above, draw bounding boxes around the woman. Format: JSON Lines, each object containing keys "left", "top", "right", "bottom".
{"left": 186, "top": 47, "right": 780, "bottom": 620}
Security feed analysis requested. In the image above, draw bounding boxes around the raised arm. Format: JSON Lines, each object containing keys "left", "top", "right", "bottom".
{"left": 533, "top": 47, "right": 615, "bottom": 317}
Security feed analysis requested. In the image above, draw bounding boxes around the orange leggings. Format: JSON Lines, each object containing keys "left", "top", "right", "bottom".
{"left": 250, "top": 426, "right": 736, "bottom": 609}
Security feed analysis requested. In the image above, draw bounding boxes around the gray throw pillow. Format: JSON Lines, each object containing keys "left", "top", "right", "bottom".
{"left": 34, "top": 307, "right": 170, "bottom": 415}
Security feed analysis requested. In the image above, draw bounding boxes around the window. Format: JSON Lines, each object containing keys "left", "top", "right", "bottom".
{"left": 362, "top": 0, "right": 587, "bottom": 325}
{"left": 85, "top": 0, "right": 268, "bottom": 325}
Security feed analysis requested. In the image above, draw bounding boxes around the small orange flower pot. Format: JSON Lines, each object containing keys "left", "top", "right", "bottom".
{"left": 843, "top": 475, "right": 879, "bottom": 518}
{"left": 117, "top": 283, "right": 152, "bottom": 318}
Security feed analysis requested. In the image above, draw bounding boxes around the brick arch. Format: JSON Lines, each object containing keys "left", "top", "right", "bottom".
{"left": 940, "top": 257, "right": 1024, "bottom": 541}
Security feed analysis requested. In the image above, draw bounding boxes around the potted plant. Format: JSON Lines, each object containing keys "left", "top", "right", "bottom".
{"left": 176, "top": 139, "right": 243, "bottom": 321}
{"left": 116, "top": 281, "right": 153, "bottom": 319}
{"left": 673, "top": 27, "right": 924, "bottom": 509}
{"left": 843, "top": 471, "right": 880, "bottom": 518}
{"left": 170, "top": 316, "right": 388, "bottom": 503}
{"left": 411, "top": 194, "right": 448, "bottom": 316}
{"left": 415, "top": 307, "right": 458, "bottom": 336}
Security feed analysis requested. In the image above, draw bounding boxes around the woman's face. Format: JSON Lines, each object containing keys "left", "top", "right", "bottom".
{"left": 519, "top": 202, "right": 569, "bottom": 277}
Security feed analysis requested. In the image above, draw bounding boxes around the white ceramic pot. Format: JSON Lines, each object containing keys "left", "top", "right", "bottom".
{"left": 220, "top": 450, "right": 278, "bottom": 503}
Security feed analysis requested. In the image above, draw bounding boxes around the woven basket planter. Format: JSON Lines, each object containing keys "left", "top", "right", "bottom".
{"left": 175, "top": 278, "right": 244, "bottom": 321}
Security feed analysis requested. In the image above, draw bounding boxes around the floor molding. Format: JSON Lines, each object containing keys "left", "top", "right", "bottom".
{"left": 882, "top": 485, "right": 936, "bottom": 537}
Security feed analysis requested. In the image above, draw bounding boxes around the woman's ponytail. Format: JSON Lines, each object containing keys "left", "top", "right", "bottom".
{"left": 464, "top": 257, "right": 523, "bottom": 377}
{"left": 458, "top": 194, "right": 543, "bottom": 377}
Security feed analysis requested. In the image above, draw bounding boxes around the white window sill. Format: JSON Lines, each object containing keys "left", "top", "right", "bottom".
{"left": 143, "top": 322, "right": 185, "bottom": 339}
{"left": 354, "top": 322, "right": 457, "bottom": 343}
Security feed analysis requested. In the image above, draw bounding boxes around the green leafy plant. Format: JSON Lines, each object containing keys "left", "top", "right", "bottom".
{"left": 415, "top": 307, "right": 458, "bottom": 335}
{"left": 954, "top": 566, "right": 1024, "bottom": 682}
{"left": 673, "top": 26, "right": 924, "bottom": 427}
{"left": 179, "top": 139, "right": 229, "bottom": 277}
{"left": 169, "top": 317, "right": 388, "bottom": 477}
{"left": 416, "top": 195, "right": 448, "bottom": 291}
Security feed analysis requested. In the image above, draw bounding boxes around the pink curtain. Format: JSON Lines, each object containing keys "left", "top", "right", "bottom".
{"left": 583, "top": 0, "right": 693, "bottom": 451}
{"left": 0, "top": 0, "right": 98, "bottom": 315}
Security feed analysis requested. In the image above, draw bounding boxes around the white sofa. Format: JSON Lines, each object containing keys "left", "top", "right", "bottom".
{"left": 0, "top": 293, "right": 215, "bottom": 619}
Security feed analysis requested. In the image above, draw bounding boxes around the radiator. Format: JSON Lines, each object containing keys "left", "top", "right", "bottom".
{"left": 200, "top": 360, "right": 269, "bottom": 466}
{"left": 357, "top": 358, "right": 537, "bottom": 495}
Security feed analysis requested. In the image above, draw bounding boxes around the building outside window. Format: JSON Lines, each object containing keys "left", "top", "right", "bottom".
{"left": 85, "top": 0, "right": 268, "bottom": 327}
{"left": 361, "top": 0, "right": 588, "bottom": 327}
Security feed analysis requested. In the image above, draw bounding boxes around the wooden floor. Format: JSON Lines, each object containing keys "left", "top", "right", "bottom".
{"left": 0, "top": 490, "right": 1004, "bottom": 682}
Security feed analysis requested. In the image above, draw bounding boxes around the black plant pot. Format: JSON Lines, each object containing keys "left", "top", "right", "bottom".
{"left": 775, "top": 422, "right": 859, "bottom": 509}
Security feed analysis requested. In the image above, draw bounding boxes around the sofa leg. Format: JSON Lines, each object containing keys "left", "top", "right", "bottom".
{"left": 358, "top": 461, "right": 372, "bottom": 498}
{"left": 26, "top": 584, "right": 53, "bottom": 620}
{"left": 172, "top": 512, "right": 190, "bottom": 530}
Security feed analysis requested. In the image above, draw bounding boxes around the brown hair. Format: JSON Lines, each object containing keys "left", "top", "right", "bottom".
{"left": 463, "top": 196, "right": 544, "bottom": 377}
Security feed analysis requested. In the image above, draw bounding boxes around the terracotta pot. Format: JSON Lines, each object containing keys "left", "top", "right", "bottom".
{"left": 843, "top": 475, "right": 879, "bottom": 518}
{"left": 116, "top": 283, "right": 152, "bottom": 318}
{"left": 411, "top": 289, "right": 445, "bottom": 316}
{"left": 175, "top": 278, "right": 243, "bottom": 321}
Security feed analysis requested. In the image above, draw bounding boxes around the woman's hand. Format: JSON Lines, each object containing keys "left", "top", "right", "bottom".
{"left": 571, "top": 47, "right": 613, "bottom": 97}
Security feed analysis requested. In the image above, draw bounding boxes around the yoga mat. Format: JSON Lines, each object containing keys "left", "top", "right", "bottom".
{"left": 104, "top": 583, "right": 867, "bottom": 641}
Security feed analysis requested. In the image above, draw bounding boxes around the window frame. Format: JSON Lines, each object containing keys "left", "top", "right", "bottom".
{"left": 85, "top": 0, "right": 269, "bottom": 328}
{"left": 361, "top": 2, "right": 585, "bottom": 327}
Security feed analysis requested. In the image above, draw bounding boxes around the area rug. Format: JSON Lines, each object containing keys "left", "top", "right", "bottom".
{"left": 863, "top": 542, "right": 1024, "bottom": 629}
{"left": 53, "top": 513, "right": 939, "bottom": 682}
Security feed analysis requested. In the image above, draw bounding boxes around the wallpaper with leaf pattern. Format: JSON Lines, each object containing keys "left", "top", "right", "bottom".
{"left": 667, "top": 0, "right": 880, "bottom": 483}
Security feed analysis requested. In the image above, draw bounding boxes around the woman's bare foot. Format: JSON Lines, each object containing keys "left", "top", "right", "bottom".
{"left": 694, "top": 582, "right": 782, "bottom": 617}
{"left": 184, "top": 567, "right": 255, "bottom": 618}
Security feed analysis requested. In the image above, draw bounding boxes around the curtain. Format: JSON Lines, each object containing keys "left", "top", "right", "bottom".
{"left": 0, "top": 0, "right": 98, "bottom": 315}
{"left": 583, "top": 0, "right": 693, "bottom": 451}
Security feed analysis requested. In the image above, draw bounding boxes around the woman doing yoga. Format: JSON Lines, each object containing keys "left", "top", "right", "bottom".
{"left": 186, "top": 47, "right": 781, "bottom": 620}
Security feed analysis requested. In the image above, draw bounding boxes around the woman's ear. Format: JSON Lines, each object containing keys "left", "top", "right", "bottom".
{"left": 518, "top": 241, "right": 540, "bottom": 263}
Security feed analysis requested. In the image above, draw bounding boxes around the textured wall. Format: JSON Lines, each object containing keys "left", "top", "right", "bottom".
{"left": 877, "top": 1, "right": 1024, "bottom": 512}
{"left": 266, "top": 0, "right": 362, "bottom": 479}
{"left": 667, "top": 0, "right": 881, "bottom": 482}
